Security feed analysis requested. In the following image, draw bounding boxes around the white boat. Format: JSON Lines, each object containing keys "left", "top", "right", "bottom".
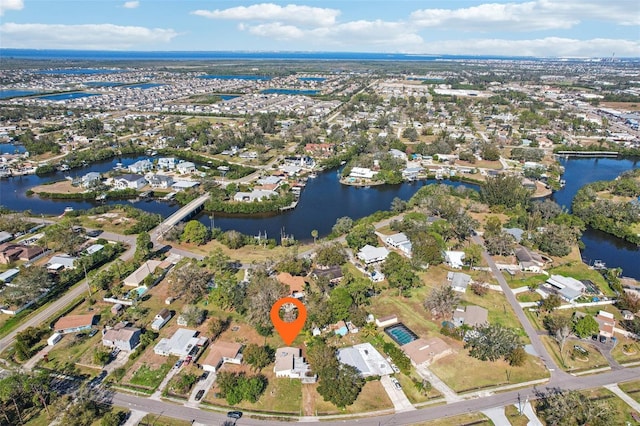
{"left": 95, "top": 193, "right": 107, "bottom": 201}
{"left": 64, "top": 207, "right": 74, "bottom": 213}
{"left": 308, "top": 173, "right": 317, "bottom": 179}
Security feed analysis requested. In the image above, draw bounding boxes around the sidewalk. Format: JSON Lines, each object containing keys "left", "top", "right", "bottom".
{"left": 415, "top": 365, "right": 462, "bottom": 403}
{"left": 123, "top": 409, "right": 147, "bottom": 426}
{"left": 604, "top": 383, "right": 640, "bottom": 413}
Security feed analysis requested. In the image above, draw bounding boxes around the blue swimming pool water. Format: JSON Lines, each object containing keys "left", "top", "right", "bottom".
{"left": 384, "top": 323, "right": 418, "bottom": 346}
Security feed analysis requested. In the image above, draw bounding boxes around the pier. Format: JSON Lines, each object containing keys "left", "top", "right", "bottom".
{"left": 556, "top": 151, "right": 619, "bottom": 158}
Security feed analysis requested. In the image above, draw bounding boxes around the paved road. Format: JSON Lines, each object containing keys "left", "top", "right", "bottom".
{"left": 109, "top": 366, "right": 640, "bottom": 426}
{"left": 472, "top": 234, "right": 568, "bottom": 380}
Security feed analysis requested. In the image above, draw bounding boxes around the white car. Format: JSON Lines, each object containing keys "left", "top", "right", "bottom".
{"left": 391, "top": 378, "right": 402, "bottom": 390}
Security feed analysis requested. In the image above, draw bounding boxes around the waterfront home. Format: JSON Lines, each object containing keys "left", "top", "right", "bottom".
{"left": 256, "top": 175, "right": 282, "bottom": 186}
{"left": 102, "top": 325, "right": 141, "bottom": 352}
{"left": 274, "top": 347, "right": 316, "bottom": 383}
{"left": 81, "top": 172, "right": 102, "bottom": 188}
{"left": 515, "top": 246, "right": 545, "bottom": 272}
{"left": 176, "top": 161, "right": 196, "bottom": 174}
{"left": 402, "top": 167, "right": 423, "bottom": 181}
{"left": 337, "top": 343, "right": 393, "bottom": 377}
{"left": 113, "top": 174, "right": 147, "bottom": 190}
{"left": 157, "top": 157, "right": 177, "bottom": 170}
{"left": 447, "top": 272, "right": 472, "bottom": 293}
{"left": 233, "top": 189, "right": 277, "bottom": 202}
{"left": 151, "top": 308, "right": 172, "bottom": 331}
{"left": 349, "top": 167, "right": 377, "bottom": 179}
{"left": 357, "top": 245, "right": 389, "bottom": 264}
{"left": 545, "top": 275, "right": 586, "bottom": 302}
{"left": 54, "top": 314, "right": 95, "bottom": 334}
{"left": 171, "top": 180, "right": 199, "bottom": 191}
{"left": 201, "top": 341, "right": 243, "bottom": 373}
{"left": 444, "top": 250, "right": 465, "bottom": 269}
{"left": 384, "top": 232, "right": 413, "bottom": 257}
{"left": 452, "top": 305, "right": 488, "bottom": 327}
{"left": 146, "top": 174, "right": 174, "bottom": 189}
{"left": 128, "top": 159, "right": 153, "bottom": 174}
{"left": 153, "top": 328, "right": 207, "bottom": 358}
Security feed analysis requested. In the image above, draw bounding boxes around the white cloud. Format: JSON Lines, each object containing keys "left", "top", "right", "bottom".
{"left": 0, "top": 23, "right": 178, "bottom": 49}
{"left": 0, "top": 0, "right": 24, "bottom": 16}
{"left": 410, "top": 0, "right": 639, "bottom": 31}
{"left": 426, "top": 37, "right": 640, "bottom": 57}
{"left": 192, "top": 3, "right": 340, "bottom": 27}
{"left": 123, "top": 1, "right": 139, "bottom": 9}
{"left": 246, "top": 23, "right": 305, "bottom": 40}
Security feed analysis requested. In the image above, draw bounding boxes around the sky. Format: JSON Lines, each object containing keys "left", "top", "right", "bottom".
{"left": 0, "top": 0, "right": 638, "bottom": 57}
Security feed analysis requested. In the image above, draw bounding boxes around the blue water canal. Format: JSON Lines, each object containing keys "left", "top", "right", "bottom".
{"left": 0, "top": 154, "right": 638, "bottom": 278}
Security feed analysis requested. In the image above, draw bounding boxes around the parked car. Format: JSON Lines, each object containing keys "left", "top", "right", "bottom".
{"left": 174, "top": 359, "right": 183, "bottom": 368}
{"left": 195, "top": 389, "right": 205, "bottom": 401}
{"left": 88, "top": 329, "right": 98, "bottom": 338}
{"left": 200, "top": 371, "right": 209, "bottom": 381}
{"left": 86, "top": 229, "right": 103, "bottom": 237}
{"left": 391, "top": 378, "right": 402, "bottom": 390}
{"left": 227, "top": 411, "right": 243, "bottom": 420}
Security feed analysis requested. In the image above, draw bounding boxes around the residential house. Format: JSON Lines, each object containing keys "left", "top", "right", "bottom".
{"left": 81, "top": 172, "right": 101, "bottom": 188}
{"left": 171, "top": 180, "right": 199, "bottom": 191}
{"left": 546, "top": 275, "right": 586, "bottom": 302}
{"left": 595, "top": 311, "right": 616, "bottom": 338}
{"left": 85, "top": 244, "right": 104, "bottom": 255}
{"left": 128, "top": 159, "right": 153, "bottom": 174}
{"left": 375, "top": 315, "right": 398, "bottom": 328}
{"left": 622, "top": 310, "right": 635, "bottom": 321}
{"left": 201, "top": 341, "right": 243, "bottom": 372}
{"left": 157, "top": 157, "right": 177, "bottom": 170}
{"left": 154, "top": 328, "right": 207, "bottom": 357}
{"left": 54, "top": 314, "right": 95, "bottom": 334}
{"left": 102, "top": 325, "right": 141, "bottom": 352}
{"left": 401, "top": 337, "right": 453, "bottom": 366}
{"left": 452, "top": 305, "right": 489, "bottom": 328}
{"left": 305, "top": 143, "right": 334, "bottom": 157}
{"left": 515, "top": 246, "right": 545, "bottom": 272}
{"left": 113, "top": 174, "right": 147, "bottom": 190}
{"left": 357, "top": 245, "right": 390, "bottom": 264}
{"left": 444, "top": 251, "right": 465, "bottom": 269}
{"left": 123, "top": 260, "right": 162, "bottom": 287}
{"left": 273, "top": 347, "right": 316, "bottom": 383}
{"left": 0, "top": 231, "right": 13, "bottom": 244}
{"left": 151, "top": 308, "right": 172, "bottom": 331}
{"left": 384, "top": 232, "right": 412, "bottom": 257}
{"left": 277, "top": 272, "right": 305, "bottom": 299}
{"left": 176, "top": 161, "right": 196, "bottom": 174}
{"left": 503, "top": 228, "right": 525, "bottom": 243}
{"left": 256, "top": 176, "right": 282, "bottom": 186}
{"left": 402, "top": 167, "right": 423, "bottom": 181}
{"left": 233, "top": 189, "right": 277, "bottom": 202}
{"left": 389, "top": 148, "right": 408, "bottom": 161}
{"left": 311, "top": 266, "right": 343, "bottom": 285}
{"left": 349, "top": 167, "right": 377, "bottom": 179}
{"left": 0, "top": 268, "right": 19, "bottom": 284}
{"left": 447, "top": 272, "right": 472, "bottom": 293}
{"left": 146, "top": 174, "right": 173, "bottom": 189}
{"left": 337, "top": 343, "right": 393, "bottom": 377}
{"left": 46, "top": 254, "right": 78, "bottom": 271}
{"left": 0, "top": 243, "right": 45, "bottom": 264}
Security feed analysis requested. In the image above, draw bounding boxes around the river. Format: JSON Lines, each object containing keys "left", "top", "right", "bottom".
{"left": 0, "top": 154, "right": 638, "bottom": 278}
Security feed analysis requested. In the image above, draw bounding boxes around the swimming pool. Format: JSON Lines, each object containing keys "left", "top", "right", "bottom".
{"left": 384, "top": 323, "right": 418, "bottom": 346}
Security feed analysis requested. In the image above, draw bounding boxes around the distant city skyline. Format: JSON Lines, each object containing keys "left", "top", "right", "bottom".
{"left": 0, "top": 0, "right": 638, "bottom": 57}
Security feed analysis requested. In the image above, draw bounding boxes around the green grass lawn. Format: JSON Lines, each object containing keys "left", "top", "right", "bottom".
{"left": 413, "top": 412, "right": 492, "bottom": 425}
{"left": 502, "top": 272, "right": 547, "bottom": 290}
{"left": 504, "top": 405, "right": 532, "bottom": 426}
{"left": 516, "top": 291, "right": 542, "bottom": 303}
{"left": 540, "top": 336, "right": 609, "bottom": 372}
{"left": 611, "top": 338, "right": 640, "bottom": 365}
{"left": 462, "top": 287, "right": 529, "bottom": 340}
{"left": 138, "top": 414, "right": 192, "bottom": 426}
{"left": 619, "top": 380, "right": 640, "bottom": 403}
{"left": 235, "top": 374, "right": 303, "bottom": 414}
{"left": 129, "top": 362, "right": 172, "bottom": 390}
{"left": 395, "top": 372, "right": 441, "bottom": 404}
{"left": 429, "top": 350, "right": 549, "bottom": 393}
{"left": 311, "top": 380, "right": 393, "bottom": 415}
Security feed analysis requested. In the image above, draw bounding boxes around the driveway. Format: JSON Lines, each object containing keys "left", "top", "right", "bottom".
{"left": 379, "top": 375, "right": 415, "bottom": 412}
{"left": 185, "top": 371, "right": 217, "bottom": 407}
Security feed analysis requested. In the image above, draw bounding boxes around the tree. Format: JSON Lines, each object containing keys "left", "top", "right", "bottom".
{"left": 382, "top": 252, "right": 419, "bottom": 295}
{"left": 464, "top": 244, "right": 483, "bottom": 268}
{"left": 317, "top": 364, "right": 365, "bottom": 408}
{"left": 480, "top": 143, "right": 500, "bottom": 161}
{"left": 208, "top": 316, "right": 229, "bottom": 341}
{"left": 470, "top": 282, "right": 489, "bottom": 297}
{"left": 484, "top": 232, "right": 516, "bottom": 256}
{"left": 423, "top": 285, "right": 460, "bottom": 319}
{"left": 243, "top": 344, "right": 275, "bottom": 371}
{"left": 329, "top": 287, "right": 354, "bottom": 322}
{"left": 391, "top": 197, "right": 407, "bottom": 213}
{"left": 42, "top": 220, "right": 85, "bottom": 254}
{"left": 544, "top": 313, "right": 572, "bottom": 336}
{"left": 315, "top": 243, "right": 348, "bottom": 266}
{"left": 506, "top": 346, "right": 527, "bottom": 367}
{"left": 1, "top": 266, "right": 52, "bottom": 307}
{"left": 180, "top": 305, "right": 206, "bottom": 327}
{"left": 331, "top": 216, "right": 354, "bottom": 235}
{"left": 244, "top": 268, "right": 288, "bottom": 335}
{"left": 168, "top": 261, "right": 212, "bottom": 303}
{"left": 537, "top": 389, "right": 615, "bottom": 426}
{"left": 345, "top": 223, "right": 377, "bottom": 250}
{"left": 311, "top": 229, "right": 318, "bottom": 244}
{"left": 181, "top": 220, "right": 209, "bottom": 245}
{"left": 134, "top": 232, "right": 152, "bottom": 262}
{"left": 93, "top": 349, "right": 111, "bottom": 366}
{"left": 402, "top": 127, "right": 419, "bottom": 142}
{"left": 541, "top": 294, "right": 562, "bottom": 313}
{"left": 306, "top": 338, "right": 339, "bottom": 378}
{"left": 464, "top": 324, "right": 521, "bottom": 362}
{"left": 573, "top": 315, "right": 599, "bottom": 339}
{"left": 481, "top": 174, "right": 532, "bottom": 209}
{"left": 209, "top": 271, "right": 243, "bottom": 311}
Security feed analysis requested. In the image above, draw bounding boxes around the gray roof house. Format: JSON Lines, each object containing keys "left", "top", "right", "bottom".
{"left": 337, "top": 343, "right": 393, "bottom": 377}
{"left": 113, "top": 174, "right": 147, "bottom": 190}
{"left": 146, "top": 174, "right": 173, "bottom": 189}
{"left": 274, "top": 347, "right": 316, "bottom": 383}
{"left": 154, "top": 328, "right": 207, "bottom": 357}
{"left": 151, "top": 308, "right": 172, "bottom": 331}
{"left": 447, "top": 272, "right": 472, "bottom": 293}
{"left": 47, "top": 254, "right": 78, "bottom": 271}
{"left": 176, "top": 161, "right": 196, "bottom": 174}
{"left": 128, "top": 159, "right": 153, "bottom": 174}
{"left": 452, "top": 305, "right": 489, "bottom": 328}
{"left": 102, "top": 325, "right": 141, "bottom": 352}
{"left": 357, "top": 245, "right": 390, "bottom": 264}
{"left": 546, "top": 275, "right": 585, "bottom": 302}
{"left": 81, "top": 172, "right": 101, "bottom": 188}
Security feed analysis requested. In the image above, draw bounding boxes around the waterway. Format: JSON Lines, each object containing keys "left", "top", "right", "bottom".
{"left": 552, "top": 157, "right": 639, "bottom": 279}
{"left": 0, "top": 155, "right": 638, "bottom": 277}
{"left": 36, "top": 92, "right": 101, "bottom": 101}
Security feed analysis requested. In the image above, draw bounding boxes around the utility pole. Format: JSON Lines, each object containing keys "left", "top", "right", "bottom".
{"left": 83, "top": 263, "right": 92, "bottom": 298}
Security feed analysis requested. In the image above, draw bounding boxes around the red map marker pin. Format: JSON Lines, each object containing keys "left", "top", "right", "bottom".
{"left": 270, "top": 297, "right": 307, "bottom": 345}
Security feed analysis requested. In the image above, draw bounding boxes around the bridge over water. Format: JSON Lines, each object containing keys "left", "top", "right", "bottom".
{"left": 151, "top": 193, "right": 210, "bottom": 245}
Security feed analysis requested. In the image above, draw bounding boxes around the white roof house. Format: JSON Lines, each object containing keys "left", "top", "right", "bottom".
{"left": 171, "top": 180, "right": 199, "bottom": 191}
{"left": 47, "top": 254, "right": 78, "bottom": 270}
{"left": 357, "top": 245, "right": 390, "bottom": 264}
{"left": 444, "top": 251, "right": 465, "bottom": 269}
{"left": 128, "top": 159, "right": 153, "bottom": 174}
{"left": 0, "top": 268, "right": 19, "bottom": 283}
{"left": 349, "top": 167, "right": 377, "bottom": 179}
{"left": 546, "top": 275, "right": 586, "bottom": 302}
{"left": 113, "top": 174, "right": 147, "bottom": 190}
{"left": 85, "top": 244, "right": 104, "bottom": 255}
{"left": 337, "top": 343, "right": 393, "bottom": 377}
{"left": 157, "top": 157, "right": 176, "bottom": 170}
{"left": 146, "top": 174, "right": 174, "bottom": 189}
{"left": 151, "top": 308, "right": 172, "bottom": 331}
{"left": 123, "top": 260, "right": 162, "bottom": 287}
{"left": 384, "top": 232, "right": 412, "bottom": 257}
{"left": 233, "top": 189, "right": 277, "bottom": 202}
{"left": 154, "top": 328, "right": 206, "bottom": 357}
{"left": 176, "top": 161, "right": 196, "bottom": 174}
